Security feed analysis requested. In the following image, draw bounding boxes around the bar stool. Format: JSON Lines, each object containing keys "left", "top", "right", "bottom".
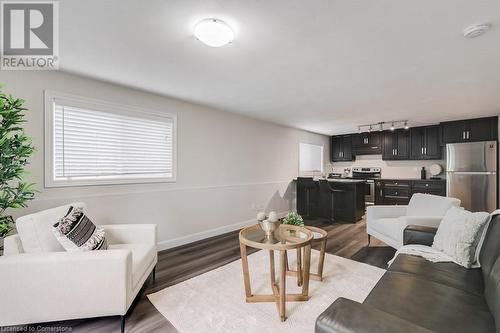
{"left": 297, "top": 177, "right": 319, "bottom": 219}
{"left": 318, "top": 179, "right": 344, "bottom": 222}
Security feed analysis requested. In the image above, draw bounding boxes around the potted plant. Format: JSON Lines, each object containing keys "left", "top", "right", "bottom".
{"left": 282, "top": 212, "right": 304, "bottom": 234}
{"left": 0, "top": 87, "right": 36, "bottom": 250}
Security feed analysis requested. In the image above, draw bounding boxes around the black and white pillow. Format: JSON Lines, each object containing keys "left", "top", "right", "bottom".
{"left": 53, "top": 206, "right": 108, "bottom": 251}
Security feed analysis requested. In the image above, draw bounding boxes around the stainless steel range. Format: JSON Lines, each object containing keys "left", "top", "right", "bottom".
{"left": 351, "top": 167, "right": 381, "bottom": 205}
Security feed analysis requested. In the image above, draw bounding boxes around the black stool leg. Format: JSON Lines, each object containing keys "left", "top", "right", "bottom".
{"left": 152, "top": 266, "right": 156, "bottom": 283}
{"left": 367, "top": 234, "right": 371, "bottom": 247}
{"left": 120, "top": 315, "right": 125, "bottom": 333}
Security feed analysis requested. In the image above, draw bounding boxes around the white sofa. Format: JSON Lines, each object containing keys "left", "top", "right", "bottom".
{"left": 366, "top": 193, "right": 461, "bottom": 249}
{"left": 0, "top": 203, "right": 157, "bottom": 332}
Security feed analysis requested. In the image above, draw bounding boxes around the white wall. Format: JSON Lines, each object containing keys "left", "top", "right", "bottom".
{"left": 330, "top": 154, "right": 446, "bottom": 179}
{"left": 1, "top": 71, "right": 329, "bottom": 250}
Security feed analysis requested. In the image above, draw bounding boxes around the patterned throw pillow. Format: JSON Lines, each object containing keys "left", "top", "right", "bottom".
{"left": 53, "top": 206, "right": 108, "bottom": 251}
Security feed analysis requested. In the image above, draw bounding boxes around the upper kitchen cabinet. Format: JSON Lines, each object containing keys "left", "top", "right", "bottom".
{"left": 331, "top": 134, "right": 354, "bottom": 162}
{"left": 410, "top": 125, "right": 441, "bottom": 160}
{"left": 441, "top": 116, "right": 498, "bottom": 144}
{"left": 352, "top": 132, "right": 382, "bottom": 155}
{"left": 382, "top": 129, "right": 410, "bottom": 160}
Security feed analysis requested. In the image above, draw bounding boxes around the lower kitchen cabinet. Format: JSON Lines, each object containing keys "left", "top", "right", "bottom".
{"left": 375, "top": 179, "right": 446, "bottom": 205}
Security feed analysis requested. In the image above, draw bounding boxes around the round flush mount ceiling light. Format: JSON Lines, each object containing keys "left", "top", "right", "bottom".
{"left": 194, "top": 18, "right": 234, "bottom": 47}
{"left": 463, "top": 23, "right": 491, "bottom": 39}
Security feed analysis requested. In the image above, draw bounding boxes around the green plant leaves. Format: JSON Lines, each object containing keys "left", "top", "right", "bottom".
{"left": 0, "top": 87, "right": 36, "bottom": 217}
{"left": 282, "top": 212, "right": 304, "bottom": 226}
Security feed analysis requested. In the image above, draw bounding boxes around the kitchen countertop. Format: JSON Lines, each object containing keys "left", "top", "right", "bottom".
{"left": 375, "top": 178, "right": 445, "bottom": 181}
{"left": 325, "top": 179, "right": 366, "bottom": 183}
{"left": 294, "top": 178, "right": 366, "bottom": 183}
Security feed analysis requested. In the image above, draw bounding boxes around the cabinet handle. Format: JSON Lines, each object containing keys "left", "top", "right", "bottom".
{"left": 463, "top": 131, "right": 466, "bottom": 140}
{"left": 467, "top": 131, "right": 470, "bottom": 139}
{"left": 424, "top": 147, "right": 427, "bottom": 155}
{"left": 421, "top": 147, "right": 424, "bottom": 154}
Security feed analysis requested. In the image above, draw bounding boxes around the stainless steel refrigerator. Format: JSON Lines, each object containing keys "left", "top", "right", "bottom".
{"left": 446, "top": 141, "right": 497, "bottom": 212}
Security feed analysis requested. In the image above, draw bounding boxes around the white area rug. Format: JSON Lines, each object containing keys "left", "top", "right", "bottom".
{"left": 148, "top": 249, "right": 385, "bottom": 333}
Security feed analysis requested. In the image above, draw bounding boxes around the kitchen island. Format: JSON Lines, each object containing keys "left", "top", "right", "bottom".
{"left": 295, "top": 178, "right": 366, "bottom": 223}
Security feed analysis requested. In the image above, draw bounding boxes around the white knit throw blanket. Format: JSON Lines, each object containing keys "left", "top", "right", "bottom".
{"left": 388, "top": 210, "right": 500, "bottom": 268}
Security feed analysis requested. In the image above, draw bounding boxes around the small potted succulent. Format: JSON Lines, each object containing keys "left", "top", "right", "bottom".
{"left": 0, "top": 86, "right": 36, "bottom": 251}
{"left": 282, "top": 212, "right": 304, "bottom": 235}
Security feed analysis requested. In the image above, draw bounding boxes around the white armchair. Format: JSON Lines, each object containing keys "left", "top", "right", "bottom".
{"left": 0, "top": 203, "right": 157, "bottom": 333}
{"left": 366, "top": 193, "right": 460, "bottom": 249}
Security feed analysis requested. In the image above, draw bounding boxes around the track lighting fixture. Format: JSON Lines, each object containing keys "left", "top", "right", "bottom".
{"left": 358, "top": 120, "right": 409, "bottom": 133}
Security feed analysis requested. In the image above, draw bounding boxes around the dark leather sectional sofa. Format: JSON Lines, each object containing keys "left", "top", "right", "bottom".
{"left": 315, "top": 216, "right": 500, "bottom": 333}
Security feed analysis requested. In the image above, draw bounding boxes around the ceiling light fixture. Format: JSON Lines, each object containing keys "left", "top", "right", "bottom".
{"left": 194, "top": 18, "right": 234, "bottom": 47}
{"left": 463, "top": 23, "right": 491, "bottom": 39}
{"left": 358, "top": 120, "right": 409, "bottom": 133}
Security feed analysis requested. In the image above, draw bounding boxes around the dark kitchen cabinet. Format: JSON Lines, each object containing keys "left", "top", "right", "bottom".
{"left": 410, "top": 125, "right": 441, "bottom": 160}
{"left": 469, "top": 117, "right": 498, "bottom": 142}
{"left": 382, "top": 130, "right": 410, "bottom": 160}
{"left": 331, "top": 135, "right": 353, "bottom": 162}
{"left": 375, "top": 180, "right": 411, "bottom": 205}
{"left": 441, "top": 116, "right": 498, "bottom": 144}
{"left": 412, "top": 180, "right": 446, "bottom": 196}
{"left": 352, "top": 132, "right": 382, "bottom": 155}
{"left": 375, "top": 179, "right": 446, "bottom": 205}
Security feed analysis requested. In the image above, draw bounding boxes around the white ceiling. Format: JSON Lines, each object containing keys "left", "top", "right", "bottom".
{"left": 60, "top": 0, "right": 500, "bottom": 135}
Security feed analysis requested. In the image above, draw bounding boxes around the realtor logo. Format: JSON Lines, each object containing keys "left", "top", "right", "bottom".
{"left": 1, "top": 1, "right": 59, "bottom": 70}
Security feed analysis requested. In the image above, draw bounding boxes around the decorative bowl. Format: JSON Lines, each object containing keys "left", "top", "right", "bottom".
{"left": 259, "top": 219, "right": 280, "bottom": 236}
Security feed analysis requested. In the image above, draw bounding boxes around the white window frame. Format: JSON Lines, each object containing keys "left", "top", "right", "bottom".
{"left": 298, "top": 142, "right": 324, "bottom": 175}
{"left": 44, "top": 90, "right": 177, "bottom": 187}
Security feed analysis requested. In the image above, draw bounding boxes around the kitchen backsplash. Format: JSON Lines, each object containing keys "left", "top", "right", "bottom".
{"left": 330, "top": 154, "right": 446, "bottom": 179}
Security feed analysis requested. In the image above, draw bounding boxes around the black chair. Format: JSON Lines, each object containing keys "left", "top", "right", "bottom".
{"left": 318, "top": 179, "right": 345, "bottom": 222}
{"left": 297, "top": 177, "right": 319, "bottom": 219}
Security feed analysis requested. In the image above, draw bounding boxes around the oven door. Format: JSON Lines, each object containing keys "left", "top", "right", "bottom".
{"left": 365, "top": 180, "right": 375, "bottom": 204}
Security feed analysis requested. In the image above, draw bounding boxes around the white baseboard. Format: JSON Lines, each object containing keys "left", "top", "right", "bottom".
{"left": 157, "top": 211, "right": 289, "bottom": 251}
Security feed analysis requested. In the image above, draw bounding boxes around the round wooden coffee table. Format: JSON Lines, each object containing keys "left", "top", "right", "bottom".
{"left": 285, "top": 226, "right": 328, "bottom": 284}
{"left": 239, "top": 224, "right": 313, "bottom": 322}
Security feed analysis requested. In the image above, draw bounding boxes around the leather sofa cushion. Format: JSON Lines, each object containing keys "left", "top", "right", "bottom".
{"left": 388, "top": 254, "right": 484, "bottom": 296}
{"left": 364, "top": 271, "right": 495, "bottom": 333}
{"left": 109, "top": 243, "right": 156, "bottom": 288}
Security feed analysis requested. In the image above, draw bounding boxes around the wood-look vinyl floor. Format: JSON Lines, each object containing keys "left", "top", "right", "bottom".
{"left": 9, "top": 218, "right": 395, "bottom": 333}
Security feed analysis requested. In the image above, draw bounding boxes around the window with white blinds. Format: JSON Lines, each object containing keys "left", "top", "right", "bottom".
{"left": 45, "top": 91, "right": 176, "bottom": 187}
{"left": 299, "top": 143, "right": 323, "bottom": 174}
